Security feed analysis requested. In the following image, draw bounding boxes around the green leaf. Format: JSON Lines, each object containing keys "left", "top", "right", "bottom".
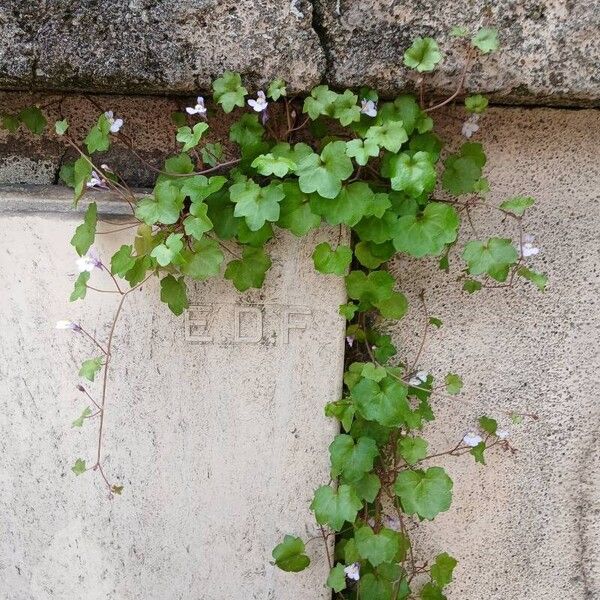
{"left": 230, "top": 179, "right": 284, "bottom": 231}
{"left": 278, "top": 181, "right": 321, "bottom": 236}
{"left": 397, "top": 436, "right": 428, "bottom": 466}
{"left": 360, "top": 572, "right": 394, "bottom": 600}
{"left": 500, "top": 196, "right": 535, "bottom": 216}
{"left": 230, "top": 114, "right": 265, "bottom": 149}
{"left": 377, "top": 292, "right": 408, "bottom": 320}
{"left": 393, "top": 202, "right": 459, "bottom": 258}
{"left": 303, "top": 85, "right": 338, "bottom": 120}
{"left": 224, "top": 246, "right": 271, "bottom": 291}
{"left": 251, "top": 153, "right": 296, "bottom": 177}
{"left": 366, "top": 121, "right": 408, "bottom": 153}
{"left": 354, "top": 241, "right": 395, "bottom": 269}
{"left": 444, "top": 373, "right": 463, "bottom": 395}
{"left": 330, "top": 434, "right": 379, "bottom": 483}
{"left": 70, "top": 272, "right": 90, "bottom": 302}
{"left": 71, "top": 458, "right": 87, "bottom": 476}
{"left": 70, "top": 202, "right": 97, "bottom": 256}
{"left": 479, "top": 415, "right": 498, "bottom": 435}
{"left": 429, "top": 317, "right": 443, "bottom": 328}
{"left": 462, "top": 279, "right": 482, "bottom": 293}
{"left": 361, "top": 363, "right": 387, "bottom": 382}
{"left": 160, "top": 275, "right": 188, "bottom": 316}
{"left": 212, "top": 71, "right": 248, "bottom": 112}
{"left": 181, "top": 238, "right": 225, "bottom": 281}
{"left": 310, "top": 182, "right": 378, "bottom": 227}
{"left": 110, "top": 245, "right": 135, "bottom": 277}
{"left": 310, "top": 484, "right": 363, "bottom": 531}
{"left": 472, "top": 27, "right": 499, "bottom": 54}
{"left": 465, "top": 95, "right": 488, "bottom": 113}
{"left": 55, "top": 119, "right": 69, "bottom": 135}
{"left": 84, "top": 113, "right": 111, "bottom": 153}
{"left": 327, "top": 564, "right": 347, "bottom": 593}
{"left": 151, "top": 233, "right": 184, "bottom": 267}
{"left": 272, "top": 535, "right": 310, "bottom": 572}
{"left": 442, "top": 142, "right": 486, "bottom": 196}
{"left": 404, "top": 37, "right": 442, "bottom": 72}
{"left": 345, "top": 270, "right": 394, "bottom": 309}
{"left": 1, "top": 113, "right": 20, "bottom": 132}
{"left": 19, "top": 106, "right": 47, "bottom": 134}
{"left": 352, "top": 376, "right": 410, "bottom": 427}
{"left": 394, "top": 467, "right": 453, "bottom": 520}
{"left": 176, "top": 122, "right": 209, "bottom": 152}
{"left": 297, "top": 141, "right": 354, "bottom": 199}
{"left": 135, "top": 181, "right": 185, "bottom": 225}
{"left": 372, "top": 334, "right": 397, "bottom": 364}
{"left": 164, "top": 152, "right": 194, "bottom": 176}
{"left": 332, "top": 89, "right": 361, "bottom": 126}
{"left": 339, "top": 302, "right": 359, "bottom": 321}
{"left": 201, "top": 142, "right": 223, "bottom": 167}
{"left": 517, "top": 266, "right": 547, "bottom": 291}
{"left": 430, "top": 552, "right": 457, "bottom": 588}
{"left": 470, "top": 441, "right": 486, "bottom": 465}
{"left": 181, "top": 175, "right": 227, "bottom": 203}
{"left": 79, "top": 357, "right": 103, "bottom": 382}
{"left": 352, "top": 472, "right": 381, "bottom": 502}
{"left": 312, "top": 242, "right": 352, "bottom": 275}
{"left": 184, "top": 209, "right": 213, "bottom": 241}
{"left": 388, "top": 151, "right": 436, "bottom": 197}
{"left": 73, "top": 156, "right": 93, "bottom": 206}
{"left": 463, "top": 237, "right": 518, "bottom": 281}
{"left": 325, "top": 399, "right": 356, "bottom": 432}
{"left": 420, "top": 582, "right": 446, "bottom": 600}
{"left": 72, "top": 407, "right": 92, "bottom": 428}
{"left": 267, "top": 79, "right": 287, "bottom": 100}
{"left": 346, "top": 138, "right": 380, "bottom": 166}
{"left": 125, "top": 256, "right": 152, "bottom": 287}
{"left": 355, "top": 526, "right": 401, "bottom": 567}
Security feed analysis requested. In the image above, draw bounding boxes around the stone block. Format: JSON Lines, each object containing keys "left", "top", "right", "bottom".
{"left": 0, "top": 188, "right": 346, "bottom": 599}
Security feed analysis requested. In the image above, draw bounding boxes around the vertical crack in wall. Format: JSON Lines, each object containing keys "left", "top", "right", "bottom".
{"left": 309, "top": 0, "right": 333, "bottom": 84}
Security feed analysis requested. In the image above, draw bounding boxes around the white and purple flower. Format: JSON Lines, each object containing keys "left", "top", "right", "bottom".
{"left": 409, "top": 370, "right": 429, "bottom": 387}
{"left": 185, "top": 96, "right": 207, "bottom": 117}
{"left": 521, "top": 234, "right": 540, "bottom": 258}
{"left": 76, "top": 247, "right": 102, "bottom": 273}
{"left": 360, "top": 99, "right": 377, "bottom": 117}
{"left": 86, "top": 171, "right": 108, "bottom": 189}
{"left": 248, "top": 91, "right": 268, "bottom": 113}
{"left": 344, "top": 562, "right": 360, "bottom": 581}
{"left": 463, "top": 432, "right": 483, "bottom": 447}
{"left": 462, "top": 113, "right": 480, "bottom": 138}
{"left": 55, "top": 320, "right": 81, "bottom": 331}
{"left": 104, "top": 111, "right": 124, "bottom": 134}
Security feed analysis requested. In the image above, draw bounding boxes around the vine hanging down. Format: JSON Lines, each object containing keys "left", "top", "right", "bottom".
{"left": 3, "top": 24, "right": 547, "bottom": 600}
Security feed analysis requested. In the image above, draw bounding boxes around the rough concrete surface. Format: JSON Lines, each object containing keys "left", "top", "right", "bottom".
{"left": 384, "top": 107, "right": 600, "bottom": 598}
{"left": 1, "top": 2, "right": 599, "bottom": 105}
{"left": 0, "top": 0, "right": 324, "bottom": 94}
{"left": 315, "top": 0, "right": 600, "bottom": 104}
{"left": 0, "top": 195, "right": 347, "bottom": 600}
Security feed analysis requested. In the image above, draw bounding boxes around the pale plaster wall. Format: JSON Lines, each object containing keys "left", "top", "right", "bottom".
{"left": 385, "top": 107, "right": 600, "bottom": 598}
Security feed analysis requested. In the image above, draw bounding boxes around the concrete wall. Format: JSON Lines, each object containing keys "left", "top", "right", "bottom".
{"left": 385, "top": 107, "right": 600, "bottom": 598}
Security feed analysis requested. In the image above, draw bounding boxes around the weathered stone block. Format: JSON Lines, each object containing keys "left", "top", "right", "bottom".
{"left": 0, "top": 0, "right": 325, "bottom": 94}
{"left": 0, "top": 189, "right": 346, "bottom": 599}
{"left": 315, "top": 0, "right": 600, "bottom": 105}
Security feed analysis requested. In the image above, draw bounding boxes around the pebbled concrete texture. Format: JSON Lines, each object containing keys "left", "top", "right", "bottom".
{"left": 315, "top": 0, "right": 600, "bottom": 104}
{"left": 0, "top": 0, "right": 324, "bottom": 94}
{"left": 0, "top": 193, "right": 347, "bottom": 600}
{"left": 383, "top": 107, "right": 600, "bottom": 598}
{"left": 0, "top": 1, "right": 599, "bottom": 105}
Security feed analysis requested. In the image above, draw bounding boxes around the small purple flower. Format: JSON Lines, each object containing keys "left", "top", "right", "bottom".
{"left": 76, "top": 247, "right": 102, "bottom": 273}
{"left": 497, "top": 429, "right": 510, "bottom": 440}
{"left": 521, "top": 234, "right": 540, "bottom": 258}
{"left": 185, "top": 96, "right": 207, "bottom": 117}
{"left": 409, "top": 370, "right": 428, "bottom": 386}
{"left": 55, "top": 320, "right": 81, "bottom": 331}
{"left": 463, "top": 432, "right": 483, "bottom": 447}
{"left": 382, "top": 515, "right": 402, "bottom": 532}
{"left": 86, "top": 171, "right": 108, "bottom": 189}
{"left": 344, "top": 562, "right": 360, "bottom": 581}
{"left": 104, "top": 111, "right": 124, "bottom": 134}
{"left": 360, "top": 99, "right": 377, "bottom": 117}
{"left": 248, "top": 91, "right": 268, "bottom": 113}
{"left": 346, "top": 335, "right": 354, "bottom": 348}
{"left": 462, "top": 114, "right": 480, "bottom": 138}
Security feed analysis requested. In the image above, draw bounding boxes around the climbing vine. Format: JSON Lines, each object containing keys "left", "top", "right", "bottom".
{"left": 4, "top": 25, "right": 547, "bottom": 599}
